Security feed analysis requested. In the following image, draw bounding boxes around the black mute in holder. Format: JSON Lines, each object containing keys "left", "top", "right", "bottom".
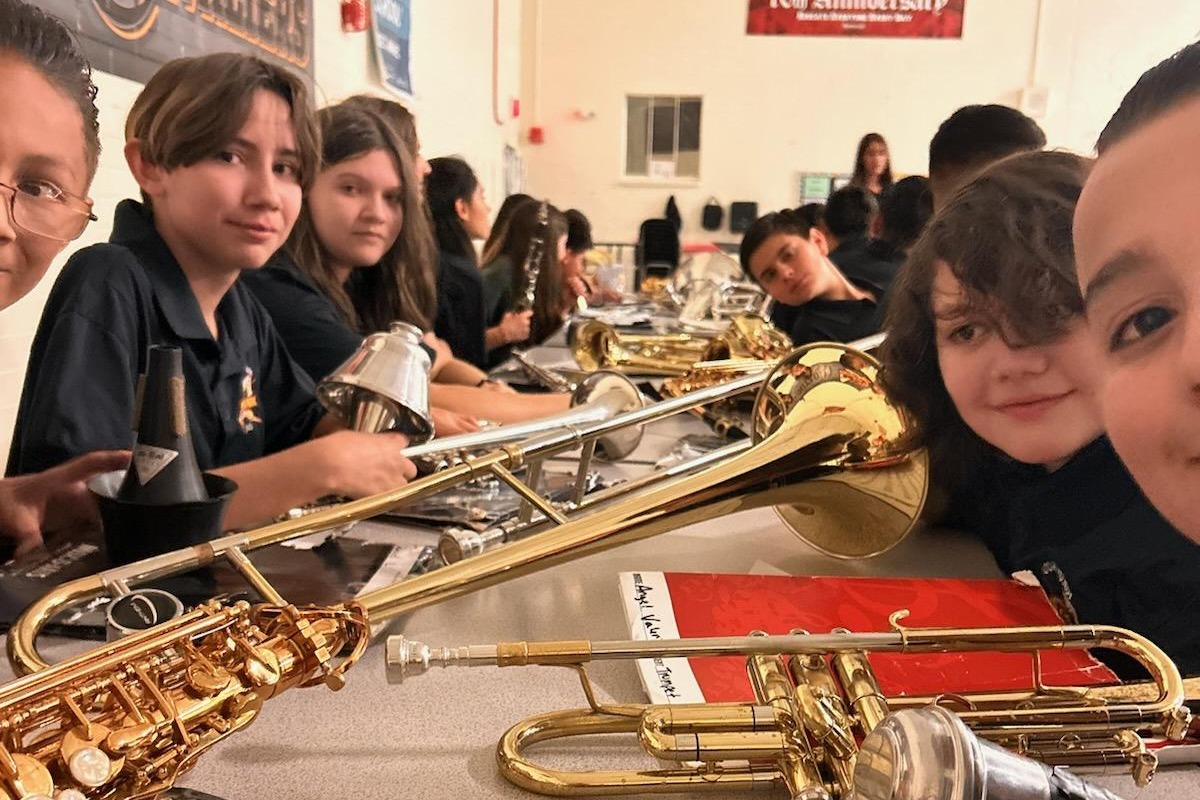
{"left": 89, "top": 470, "right": 237, "bottom": 567}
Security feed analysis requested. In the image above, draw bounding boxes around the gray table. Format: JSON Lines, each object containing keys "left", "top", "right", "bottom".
{"left": 4, "top": 360, "right": 1199, "bottom": 798}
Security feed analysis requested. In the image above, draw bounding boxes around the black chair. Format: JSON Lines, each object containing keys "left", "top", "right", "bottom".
{"left": 635, "top": 218, "right": 681, "bottom": 287}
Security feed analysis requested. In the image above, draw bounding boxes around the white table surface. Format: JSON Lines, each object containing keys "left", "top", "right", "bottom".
{"left": 4, "top": 344, "right": 1198, "bottom": 799}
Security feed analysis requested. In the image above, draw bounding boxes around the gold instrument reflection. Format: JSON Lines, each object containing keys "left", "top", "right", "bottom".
{"left": 571, "top": 314, "right": 791, "bottom": 378}
{"left": 0, "top": 598, "right": 367, "bottom": 800}
{"left": 388, "top": 621, "right": 1189, "bottom": 796}
{"left": 11, "top": 341, "right": 926, "bottom": 675}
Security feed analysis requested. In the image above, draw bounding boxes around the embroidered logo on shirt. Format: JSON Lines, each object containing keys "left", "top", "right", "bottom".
{"left": 238, "top": 366, "right": 263, "bottom": 434}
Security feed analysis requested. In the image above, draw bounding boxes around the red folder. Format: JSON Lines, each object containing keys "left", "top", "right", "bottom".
{"left": 619, "top": 572, "right": 1117, "bottom": 705}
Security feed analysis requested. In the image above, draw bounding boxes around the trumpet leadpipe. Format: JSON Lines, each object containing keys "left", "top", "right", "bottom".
{"left": 385, "top": 625, "right": 1186, "bottom": 733}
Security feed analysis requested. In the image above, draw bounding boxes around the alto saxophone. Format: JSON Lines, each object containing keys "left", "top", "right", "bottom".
{"left": 0, "top": 599, "right": 367, "bottom": 800}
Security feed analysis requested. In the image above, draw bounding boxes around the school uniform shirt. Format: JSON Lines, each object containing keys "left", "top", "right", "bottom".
{"left": 481, "top": 254, "right": 518, "bottom": 367}
{"left": 434, "top": 250, "right": 487, "bottom": 370}
{"left": 952, "top": 436, "right": 1200, "bottom": 677}
{"left": 6, "top": 200, "right": 326, "bottom": 477}
{"left": 241, "top": 253, "right": 438, "bottom": 383}
{"left": 830, "top": 237, "right": 904, "bottom": 299}
{"left": 768, "top": 275, "right": 882, "bottom": 348}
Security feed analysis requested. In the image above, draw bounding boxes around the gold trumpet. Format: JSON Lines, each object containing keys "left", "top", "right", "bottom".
{"left": 387, "top": 622, "right": 1191, "bottom": 797}
{"left": 10, "top": 341, "right": 926, "bottom": 674}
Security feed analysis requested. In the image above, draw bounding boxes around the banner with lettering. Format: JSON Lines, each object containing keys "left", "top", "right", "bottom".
{"left": 33, "top": 1, "right": 313, "bottom": 84}
{"left": 747, "top": 0, "right": 966, "bottom": 38}
{"left": 372, "top": 0, "right": 413, "bottom": 98}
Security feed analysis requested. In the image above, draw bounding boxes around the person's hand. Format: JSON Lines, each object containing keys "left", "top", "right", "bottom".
{"left": 499, "top": 310, "right": 532, "bottom": 344}
{"left": 566, "top": 276, "right": 591, "bottom": 304}
{"left": 321, "top": 431, "right": 417, "bottom": 499}
{"left": 421, "top": 332, "right": 454, "bottom": 368}
{"left": 430, "top": 406, "right": 480, "bottom": 436}
{"left": 0, "top": 450, "right": 131, "bottom": 559}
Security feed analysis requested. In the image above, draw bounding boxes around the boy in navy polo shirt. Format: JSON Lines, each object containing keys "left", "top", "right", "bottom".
{"left": 7, "top": 52, "right": 416, "bottom": 530}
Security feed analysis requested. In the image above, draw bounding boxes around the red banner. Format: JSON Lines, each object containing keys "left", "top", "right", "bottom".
{"left": 747, "top": 0, "right": 965, "bottom": 38}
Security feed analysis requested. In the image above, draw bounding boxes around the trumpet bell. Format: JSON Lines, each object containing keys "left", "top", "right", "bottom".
{"left": 317, "top": 321, "right": 433, "bottom": 442}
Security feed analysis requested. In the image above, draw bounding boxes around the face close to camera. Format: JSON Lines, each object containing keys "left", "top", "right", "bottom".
{"left": 0, "top": 56, "right": 91, "bottom": 309}
{"left": 1074, "top": 97, "right": 1200, "bottom": 543}
{"left": 932, "top": 261, "right": 1104, "bottom": 470}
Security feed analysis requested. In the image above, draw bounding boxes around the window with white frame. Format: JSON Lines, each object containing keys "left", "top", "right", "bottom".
{"left": 625, "top": 95, "right": 702, "bottom": 180}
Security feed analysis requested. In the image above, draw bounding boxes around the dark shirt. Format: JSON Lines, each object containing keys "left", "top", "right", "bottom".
{"left": 240, "top": 254, "right": 438, "bottom": 383}
{"left": 768, "top": 274, "right": 882, "bottom": 347}
{"left": 240, "top": 255, "right": 366, "bottom": 382}
{"left": 952, "top": 437, "right": 1200, "bottom": 677}
{"left": 481, "top": 255, "right": 518, "bottom": 367}
{"left": 830, "top": 236, "right": 904, "bottom": 298}
{"left": 434, "top": 250, "right": 487, "bottom": 370}
{"left": 7, "top": 200, "right": 325, "bottom": 476}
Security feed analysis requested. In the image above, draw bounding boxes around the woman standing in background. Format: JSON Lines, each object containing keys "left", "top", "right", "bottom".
{"left": 849, "top": 132, "right": 893, "bottom": 199}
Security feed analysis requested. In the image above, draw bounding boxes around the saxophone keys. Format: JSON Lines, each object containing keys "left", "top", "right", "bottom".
{"left": 104, "top": 721, "right": 156, "bottom": 755}
{"left": 242, "top": 647, "right": 282, "bottom": 688}
{"left": 6, "top": 753, "right": 53, "bottom": 799}
{"left": 60, "top": 724, "right": 122, "bottom": 789}
{"left": 185, "top": 662, "right": 233, "bottom": 695}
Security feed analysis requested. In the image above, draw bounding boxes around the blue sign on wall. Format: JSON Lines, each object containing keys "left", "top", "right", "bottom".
{"left": 373, "top": 0, "right": 413, "bottom": 98}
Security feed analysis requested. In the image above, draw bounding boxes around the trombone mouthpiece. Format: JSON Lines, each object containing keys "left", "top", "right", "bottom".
{"left": 384, "top": 636, "right": 497, "bottom": 684}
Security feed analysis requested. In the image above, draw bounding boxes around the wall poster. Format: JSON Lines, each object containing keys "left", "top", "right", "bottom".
{"left": 372, "top": 0, "right": 413, "bottom": 99}
{"left": 33, "top": 1, "right": 313, "bottom": 84}
{"left": 747, "top": 0, "right": 966, "bottom": 39}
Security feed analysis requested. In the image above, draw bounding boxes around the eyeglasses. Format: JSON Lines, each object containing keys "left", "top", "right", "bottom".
{"left": 0, "top": 180, "right": 97, "bottom": 243}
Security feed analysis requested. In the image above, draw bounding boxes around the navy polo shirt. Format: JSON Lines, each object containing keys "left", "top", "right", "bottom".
{"left": 7, "top": 200, "right": 325, "bottom": 477}
{"left": 952, "top": 437, "right": 1200, "bottom": 677}
{"left": 767, "top": 274, "right": 882, "bottom": 347}
{"left": 434, "top": 250, "right": 487, "bottom": 370}
{"left": 241, "top": 252, "right": 438, "bottom": 383}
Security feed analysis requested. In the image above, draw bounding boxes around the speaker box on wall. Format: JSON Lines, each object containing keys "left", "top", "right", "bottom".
{"left": 729, "top": 201, "right": 758, "bottom": 234}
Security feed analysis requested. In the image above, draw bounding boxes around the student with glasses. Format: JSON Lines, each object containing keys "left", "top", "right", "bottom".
{"left": 0, "top": 0, "right": 130, "bottom": 558}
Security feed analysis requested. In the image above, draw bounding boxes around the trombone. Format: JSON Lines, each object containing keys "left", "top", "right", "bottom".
{"left": 387, "top": 621, "right": 1190, "bottom": 796}
{"left": 10, "top": 339, "right": 927, "bottom": 674}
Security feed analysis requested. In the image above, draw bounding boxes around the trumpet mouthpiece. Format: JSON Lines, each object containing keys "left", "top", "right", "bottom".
{"left": 384, "top": 636, "right": 497, "bottom": 684}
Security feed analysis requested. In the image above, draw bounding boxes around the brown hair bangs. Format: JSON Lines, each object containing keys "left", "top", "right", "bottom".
{"left": 125, "top": 53, "right": 319, "bottom": 190}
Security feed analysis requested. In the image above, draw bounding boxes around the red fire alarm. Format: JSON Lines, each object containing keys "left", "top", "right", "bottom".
{"left": 528, "top": 125, "right": 545, "bottom": 145}
{"left": 341, "top": 0, "right": 369, "bottom": 33}
{"left": 511, "top": 97, "right": 521, "bottom": 119}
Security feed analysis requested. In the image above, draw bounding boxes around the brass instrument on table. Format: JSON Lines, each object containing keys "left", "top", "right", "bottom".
{"left": 388, "top": 622, "right": 1190, "bottom": 797}
{"left": 650, "top": 251, "right": 769, "bottom": 325}
{"left": 572, "top": 314, "right": 790, "bottom": 377}
{"left": 0, "top": 596, "right": 367, "bottom": 799}
{"left": 571, "top": 321, "right": 709, "bottom": 375}
{"left": 11, "top": 340, "right": 927, "bottom": 677}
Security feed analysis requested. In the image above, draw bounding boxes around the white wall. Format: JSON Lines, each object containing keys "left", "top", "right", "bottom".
{"left": 0, "top": 0, "right": 523, "bottom": 465}
{"left": 518, "top": 0, "right": 1200, "bottom": 243}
